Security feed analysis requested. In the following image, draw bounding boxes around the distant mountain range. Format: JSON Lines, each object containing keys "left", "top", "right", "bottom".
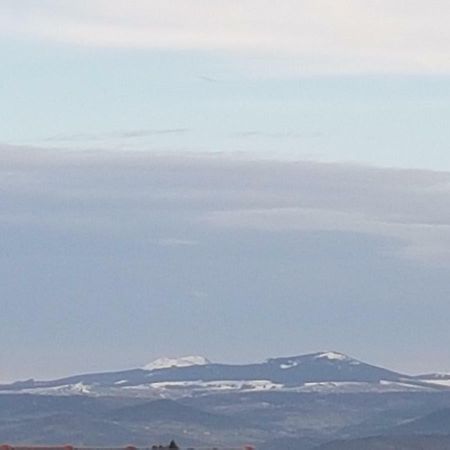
{"left": 1, "top": 351, "right": 449, "bottom": 398}
{"left": 2, "top": 353, "right": 450, "bottom": 449}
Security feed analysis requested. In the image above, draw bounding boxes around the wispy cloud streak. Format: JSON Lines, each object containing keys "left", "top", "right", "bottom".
{"left": 1, "top": 145, "right": 450, "bottom": 263}
{"left": 43, "top": 128, "right": 189, "bottom": 143}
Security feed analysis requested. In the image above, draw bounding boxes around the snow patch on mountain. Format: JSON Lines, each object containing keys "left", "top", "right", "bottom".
{"left": 143, "top": 355, "right": 210, "bottom": 371}
{"left": 417, "top": 372, "right": 450, "bottom": 380}
{"left": 419, "top": 379, "right": 450, "bottom": 387}
{"left": 280, "top": 361, "right": 299, "bottom": 369}
{"left": 150, "top": 379, "right": 283, "bottom": 392}
{"left": 19, "top": 382, "right": 92, "bottom": 396}
{"left": 314, "top": 352, "right": 353, "bottom": 361}
{"left": 300, "top": 380, "right": 432, "bottom": 393}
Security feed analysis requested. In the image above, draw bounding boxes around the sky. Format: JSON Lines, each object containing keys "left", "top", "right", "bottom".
{"left": 1, "top": 1, "right": 450, "bottom": 382}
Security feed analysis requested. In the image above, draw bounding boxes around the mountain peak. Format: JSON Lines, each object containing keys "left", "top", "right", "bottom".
{"left": 266, "top": 351, "right": 359, "bottom": 370}
{"left": 313, "top": 351, "right": 353, "bottom": 361}
{"left": 143, "top": 355, "right": 210, "bottom": 371}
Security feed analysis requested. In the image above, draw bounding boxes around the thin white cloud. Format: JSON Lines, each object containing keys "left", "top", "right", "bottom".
{"left": 205, "top": 207, "right": 450, "bottom": 263}
{"left": 1, "top": 1, "right": 450, "bottom": 74}
{"left": 43, "top": 128, "right": 189, "bottom": 143}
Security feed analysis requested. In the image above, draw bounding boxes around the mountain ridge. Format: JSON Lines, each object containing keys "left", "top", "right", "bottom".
{"left": 1, "top": 351, "right": 448, "bottom": 398}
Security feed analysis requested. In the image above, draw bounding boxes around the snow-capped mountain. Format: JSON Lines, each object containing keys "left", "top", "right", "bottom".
{"left": 143, "top": 356, "right": 210, "bottom": 371}
{"left": 1, "top": 351, "right": 448, "bottom": 397}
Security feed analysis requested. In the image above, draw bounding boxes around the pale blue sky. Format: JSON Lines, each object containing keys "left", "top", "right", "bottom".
{"left": 1, "top": 1, "right": 450, "bottom": 382}
{"left": 1, "top": 39, "right": 450, "bottom": 170}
